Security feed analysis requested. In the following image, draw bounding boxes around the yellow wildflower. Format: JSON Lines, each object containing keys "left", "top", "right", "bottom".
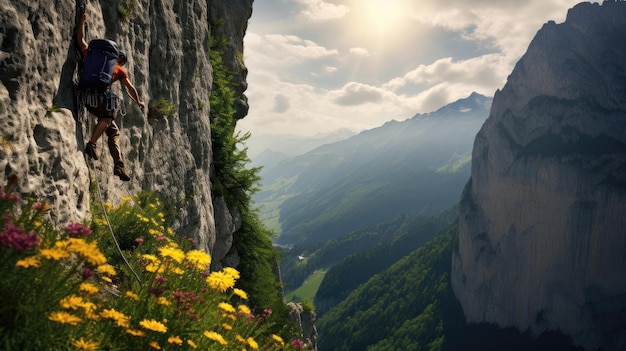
{"left": 142, "top": 254, "right": 159, "bottom": 262}
{"left": 100, "top": 308, "right": 131, "bottom": 328}
{"left": 233, "top": 288, "right": 248, "bottom": 300}
{"left": 187, "top": 340, "right": 197, "bottom": 349}
{"left": 167, "top": 336, "right": 183, "bottom": 345}
{"left": 157, "top": 297, "right": 171, "bottom": 306}
{"left": 247, "top": 337, "right": 259, "bottom": 349}
{"left": 48, "top": 311, "right": 82, "bottom": 325}
{"left": 79, "top": 282, "right": 99, "bottom": 295}
{"left": 142, "top": 254, "right": 163, "bottom": 272}
{"left": 204, "top": 331, "right": 228, "bottom": 345}
{"left": 222, "top": 323, "right": 233, "bottom": 331}
{"left": 66, "top": 238, "right": 107, "bottom": 266}
{"left": 120, "top": 196, "right": 132, "bottom": 203}
{"left": 236, "top": 335, "right": 246, "bottom": 343}
{"left": 238, "top": 304, "right": 251, "bottom": 315}
{"left": 39, "top": 248, "right": 70, "bottom": 260}
{"left": 16, "top": 256, "right": 41, "bottom": 268}
{"left": 33, "top": 221, "right": 42, "bottom": 228}
{"left": 60, "top": 295, "right": 85, "bottom": 310}
{"left": 72, "top": 338, "right": 99, "bottom": 350}
{"left": 96, "top": 264, "right": 116, "bottom": 276}
{"left": 159, "top": 246, "right": 185, "bottom": 263}
{"left": 139, "top": 319, "right": 168, "bottom": 333}
{"left": 271, "top": 334, "right": 285, "bottom": 345}
{"left": 84, "top": 308, "right": 100, "bottom": 321}
{"left": 78, "top": 283, "right": 100, "bottom": 295}
{"left": 149, "top": 341, "right": 161, "bottom": 349}
{"left": 126, "top": 329, "right": 146, "bottom": 337}
{"left": 206, "top": 271, "right": 235, "bottom": 292}
{"left": 101, "top": 276, "right": 112, "bottom": 283}
{"left": 125, "top": 291, "right": 140, "bottom": 301}
{"left": 218, "top": 302, "right": 236, "bottom": 313}
{"left": 170, "top": 266, "right": 185, "bottom": 275}
{"left": 81, "top": 301, "right": 97, "bottom": 313}
{"left": 185, "top": 250, "right": 212, "bottom": 270}
{"left": 223, "top": 267, "right": 240, "bottom": 280}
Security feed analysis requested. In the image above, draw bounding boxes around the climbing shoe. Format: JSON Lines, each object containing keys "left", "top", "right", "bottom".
{"left": 84, "top": 142, "right": 98, "bottom": 160}
{"left": 113, "top": 166, "right": 131, "bottom": 182}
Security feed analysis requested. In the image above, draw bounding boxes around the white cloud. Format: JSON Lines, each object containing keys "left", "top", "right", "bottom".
{"left": 328, "top": 82, "right": 385, "bottom": 106}
{"left": 349, "top": 47, "right": 370, "bottom": 56}
{"left": 383, "top": 54, "right": 509, "bottom": 94}
{"left": 265, "top": 34, "right": 338, "bottom": 60}
{"left": 295, "top": 0, "right": 350, "bottom": 22}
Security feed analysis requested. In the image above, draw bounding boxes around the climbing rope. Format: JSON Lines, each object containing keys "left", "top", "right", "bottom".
{"left": 78, "top": 100, "right": 141, "bottom": 284}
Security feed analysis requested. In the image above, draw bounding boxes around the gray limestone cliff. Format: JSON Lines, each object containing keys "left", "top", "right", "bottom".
{"left": 0, "top": 0, "right": 252, "bottom": 267}
{"left": 452, "top": 2, "right": 626, "bottom": 350}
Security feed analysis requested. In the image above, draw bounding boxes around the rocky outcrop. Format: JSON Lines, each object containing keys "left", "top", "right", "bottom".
{"left": 0, "top": 0, "right": 252, "bottom": 265}
{"left": 452, "top": 2, "right": 626, "bottom": 350}
{"left": 287, "top": 302, "right": 319, "bottom": 351}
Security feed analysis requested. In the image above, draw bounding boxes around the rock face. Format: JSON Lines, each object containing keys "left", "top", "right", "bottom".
{"left": 0, "top": 0, "right": 252, "bottom": 266}
{"left": 287, "top": 302, "right": 319, "bottom": 351}
{"left": 452, "top": 2, "right": 626, "bottom": 350}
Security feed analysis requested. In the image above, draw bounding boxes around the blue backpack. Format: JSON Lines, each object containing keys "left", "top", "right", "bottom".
{"left": 79, "top": 39, "right": 120, "bottom": 91}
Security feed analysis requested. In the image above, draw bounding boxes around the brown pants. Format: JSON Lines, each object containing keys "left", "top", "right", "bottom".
{"left": 87, "top": 102, "right": 124, "bottom": 168}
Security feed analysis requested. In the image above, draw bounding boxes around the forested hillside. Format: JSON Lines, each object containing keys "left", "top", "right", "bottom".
{"left": 316, "top": 224, "right": 584, "bottom": 351}
{"left": 313, "top": 208, "right": 457, "bottom": 315}
{"left": 279, "top": 209, "right": 456, "bottom": 297}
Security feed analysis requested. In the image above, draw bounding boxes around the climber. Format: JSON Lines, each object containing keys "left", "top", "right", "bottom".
{"left": 76, "top": 12, "right": 145, "bottom": 181}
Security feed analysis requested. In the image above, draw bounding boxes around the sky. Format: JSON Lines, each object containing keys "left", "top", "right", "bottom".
{"left": 237, "top": 0, "right": 600, "bottom": 139}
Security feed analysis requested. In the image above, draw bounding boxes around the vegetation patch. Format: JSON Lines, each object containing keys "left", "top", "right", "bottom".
{"left": 284, "top": 269, "right": 327, "bottom": 303}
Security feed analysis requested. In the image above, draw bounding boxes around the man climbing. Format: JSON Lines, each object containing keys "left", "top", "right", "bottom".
{"left": 76, "top": 12, "right": 145, "bottom": 181}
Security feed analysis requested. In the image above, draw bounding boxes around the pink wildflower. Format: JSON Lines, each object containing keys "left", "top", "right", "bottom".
{"left": 65, "top": 222, "right": 92, "bottom": 237}
{"left": 291, "top": 339, "right": 305, "bottom": 349}
{"left": 0, "top": 222, "right": 41, "bottom": 253}
{"left": 82, "top": 268, "right": 94, "bottom": 280}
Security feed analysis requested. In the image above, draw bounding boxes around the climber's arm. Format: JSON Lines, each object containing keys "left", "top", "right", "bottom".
{"left": 76, "top": 13, "right": 88, "bottom": 55}
{"left": 121, "top": 77, "right": 146, "bottom": 110}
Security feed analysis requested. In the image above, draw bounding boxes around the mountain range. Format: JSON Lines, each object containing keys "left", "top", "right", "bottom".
{"left": 254, "top": 92, "right": 492, "bottom": 245}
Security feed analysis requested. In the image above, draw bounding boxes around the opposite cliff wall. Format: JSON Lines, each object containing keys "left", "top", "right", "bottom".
{"left": 452, "top": 2, "right": 626, "bottom": 350}
{"left": 0, "top": 0, "right": 253, "bottom": 265}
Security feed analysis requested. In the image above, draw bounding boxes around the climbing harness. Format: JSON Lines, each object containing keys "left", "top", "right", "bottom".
{"left": 78, "top": 89, "right": 126, "bottom": 116}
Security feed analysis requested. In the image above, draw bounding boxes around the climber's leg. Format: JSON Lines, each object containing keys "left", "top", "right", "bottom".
{"left": 106, "top": 121, "right": 130, "bottom": 181}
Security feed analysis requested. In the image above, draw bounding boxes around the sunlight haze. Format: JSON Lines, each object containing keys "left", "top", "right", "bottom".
{"left": 237, "top": 0, "right": 599, "bottom": 139}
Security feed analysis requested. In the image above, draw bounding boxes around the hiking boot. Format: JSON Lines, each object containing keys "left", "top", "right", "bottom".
{"left": 84, "top": 142, "right": 98, "bottom": 160}
{"left": 113, "top": 166, "right": 131, "bottom": 182}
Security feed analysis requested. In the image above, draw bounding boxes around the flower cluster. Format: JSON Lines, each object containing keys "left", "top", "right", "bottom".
{"left": 0, "top": 179, "right": 305, "bottom": 350}
{"left": 0, "top": 221, "right": 40, "bottom": 253}
{"left": 65, "top": 222, "right": 93, "bottom": 237}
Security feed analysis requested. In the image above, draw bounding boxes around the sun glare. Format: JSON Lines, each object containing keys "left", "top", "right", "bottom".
{"left": 361, "top": 0, "right": 410, "bottom": 33}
